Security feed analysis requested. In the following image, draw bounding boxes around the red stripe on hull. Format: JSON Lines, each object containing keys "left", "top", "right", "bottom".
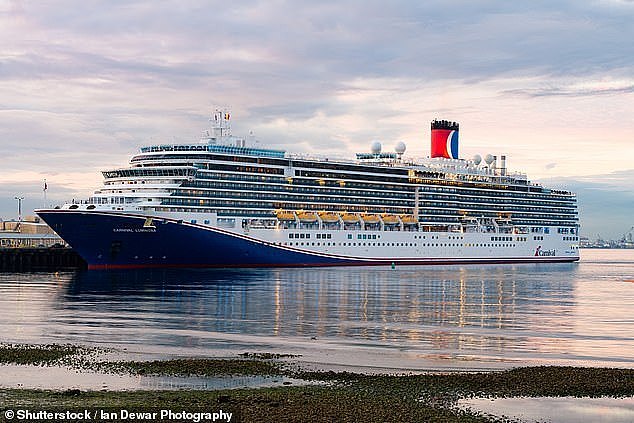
{"left": 87, "top": 256, "right": 579, "bottom": 270}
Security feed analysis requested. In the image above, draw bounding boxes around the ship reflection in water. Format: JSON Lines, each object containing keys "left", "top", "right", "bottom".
{"left": 1, "top": 249, "right": 633, "bottom": 370}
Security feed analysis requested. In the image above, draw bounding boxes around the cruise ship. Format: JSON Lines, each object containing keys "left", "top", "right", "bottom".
{"left": 36, "top": 110, "right": 580, "bottom": 269}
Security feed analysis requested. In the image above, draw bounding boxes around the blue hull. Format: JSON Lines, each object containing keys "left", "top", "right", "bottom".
{"left": 36, "top": 210, "right": 579, "bottom": 269}
{"left": 36, "top": 210, "right": 351, "bottom": 269}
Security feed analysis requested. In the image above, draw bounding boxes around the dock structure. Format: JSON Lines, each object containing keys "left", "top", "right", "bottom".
{"left": 0, "top": 216, "right": 85, "bottom": 270}
{"left": 0, "top": 248, "right": 86, "bottom": 271}
{"left": 1, "top": 216, "right": 66, "bottom": 248}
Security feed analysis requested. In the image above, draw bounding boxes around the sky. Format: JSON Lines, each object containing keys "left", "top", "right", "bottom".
{"left": 0, "top": 0, "right": 632, "bottom": 239}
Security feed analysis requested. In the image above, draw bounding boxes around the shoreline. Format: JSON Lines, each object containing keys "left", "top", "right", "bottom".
{"left": 2, "top": 344, "right": 634, "bottom": 423}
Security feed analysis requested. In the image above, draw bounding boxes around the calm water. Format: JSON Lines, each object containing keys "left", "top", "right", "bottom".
{"left": 1, "top": 249, "right": 633, "bottom": 371}
{"left": 459, "top": 397, "right": 634, "bottom": 423}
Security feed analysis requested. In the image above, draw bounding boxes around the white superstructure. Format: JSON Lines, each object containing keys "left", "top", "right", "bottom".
{"left": 42, "top": 110, "right": 580, "bottom": 268}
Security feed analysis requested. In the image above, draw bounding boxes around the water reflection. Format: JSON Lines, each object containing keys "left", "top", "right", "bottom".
{"left": 1, "top": 250, "right": 633, "bottom": 370}
{"left": 459, "top": 396, "right": 634, "bottom": 423}
{"left": 0, "top": 363, "right": 307, "bottom": 391}
{"left": 58, "top": 265, "right": 579, "bottom": 361}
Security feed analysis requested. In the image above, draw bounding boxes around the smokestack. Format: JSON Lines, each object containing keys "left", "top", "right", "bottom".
{"left": 500, "top": 155, "right": 507, "bottom": 176}
{"left": 431, "top": 120, "right": 459, "bottom": 159}
{"left": 492, "top": 155, "right": 498, "bottom": 174}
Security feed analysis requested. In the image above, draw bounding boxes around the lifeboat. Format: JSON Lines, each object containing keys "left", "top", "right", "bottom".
{"left": 342, "top": 213, "right": 361, "bottom": 224}
{"left": 318, "top": 212, "right": 340, "bottom": 223}
{"left": 297, "top": 212, "right": 318, "bottom": 223}
{"left": 381, "top": 214, "right": 400, "bottom": 225}
{"left": 362, "top": 214, "right": 380, "bottom": 224}
{"left": 275, "top": 210, "right": 296, "bottom": 221}
{"left": 400, "top": 215, "right": 418, "bottom": 225}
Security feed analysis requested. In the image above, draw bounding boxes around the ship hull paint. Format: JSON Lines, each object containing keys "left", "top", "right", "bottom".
{"left": 37, "top": 210, "right": 579, "bottom": 269}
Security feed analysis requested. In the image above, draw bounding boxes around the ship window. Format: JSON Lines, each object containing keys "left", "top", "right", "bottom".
{"left": 347, "top": 234, "right": 352, "bottom": 239}
{"left": 306, "top": 234, "right": 310, "bottom": 239}
{"left": 288, "top": 234, "right": 293, "bottom": 239}
{"left": 317, "top": 234, "right": 321, "bottom": 239}
{"left": 327, "top": 234, "right": 332, "bottom": 239}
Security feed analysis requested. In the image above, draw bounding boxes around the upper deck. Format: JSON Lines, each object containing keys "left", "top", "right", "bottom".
{"left": 128, "top": 142, "right": 568, "bottom": 197}
{"left": 139, "top": 143, "right": 286, "bottom": 158}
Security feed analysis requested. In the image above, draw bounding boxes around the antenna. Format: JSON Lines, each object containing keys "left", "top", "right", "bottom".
{"left": 211, "top": 107, "right": 232, "bottom": 138}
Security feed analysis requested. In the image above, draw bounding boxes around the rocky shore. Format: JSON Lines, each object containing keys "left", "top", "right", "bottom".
{"left": 2, "top": 344, "right": 633, "bottom": 422}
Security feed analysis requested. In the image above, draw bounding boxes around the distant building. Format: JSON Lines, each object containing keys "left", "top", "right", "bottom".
{"left": 0, "top": 216, "right": 66, "bottom": 248}
{"left": 579, "top": 231, "right": 634, "bottom": 249}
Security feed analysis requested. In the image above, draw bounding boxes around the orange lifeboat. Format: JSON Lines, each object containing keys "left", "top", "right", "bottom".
{"left": 297, "top": 212, "right": 318, "bottom": 223}
{"left": 400, "top": 214, "right": 418, "bottom": 225}
{"left": 318, "top": 212, "right": 340, "bottom": 223}
{"left": 381, "top": 214, "right": 400, "bottom": 225}
{"left": 342, "top": 213, "right": 361, "bottom": 224}
{"left": 275, "top": 210, "right": 296, "bottom": 221}
{"left": 362, "top": 214, "right": 380, "bottom": 224}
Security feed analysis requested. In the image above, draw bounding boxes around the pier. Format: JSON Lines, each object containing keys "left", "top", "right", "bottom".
{"left": 0, "top": 248, "right": 86, "bottom": 271}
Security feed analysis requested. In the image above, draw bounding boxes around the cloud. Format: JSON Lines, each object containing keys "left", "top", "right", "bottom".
{"left": 0, "top": 179, "right": 79, "bottom": 221}
{"left": 544, "top": 162, "right": 557, "bottom": 170}
{"left": 5, "top": 1, "right": 634, "bottom": 84}
{"left": 503, "top": 80, "right": 634, "bottom": 98}
{"left": 538, "top": 169, "right": 634, "bottom": 239}
{"left": 1, "top": 0, "right": 634, "bottom": 223}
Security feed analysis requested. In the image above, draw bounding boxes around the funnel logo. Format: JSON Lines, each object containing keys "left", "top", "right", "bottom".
{"left": 431, "top": 129, "right": 459, "bottom": 159}
{"left": 535, "top": 246, "right": 556, "bottom": 256}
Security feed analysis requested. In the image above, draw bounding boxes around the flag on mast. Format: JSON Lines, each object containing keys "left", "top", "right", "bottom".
{"left": 43, "top": 179, "right": 48, "bottom": 208}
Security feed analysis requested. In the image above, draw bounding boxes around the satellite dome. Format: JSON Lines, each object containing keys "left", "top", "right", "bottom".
{"left": 371, "top": 141, "right": 382, "bottom": 155}
{"left": 395, "top": 141, "right": 406, "bottom": 155}
{"left": 472, "top": 154, "right": 482, "bottom": 165}
{"left": 484, "top": 154, "right": 494, "bottom": 165}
